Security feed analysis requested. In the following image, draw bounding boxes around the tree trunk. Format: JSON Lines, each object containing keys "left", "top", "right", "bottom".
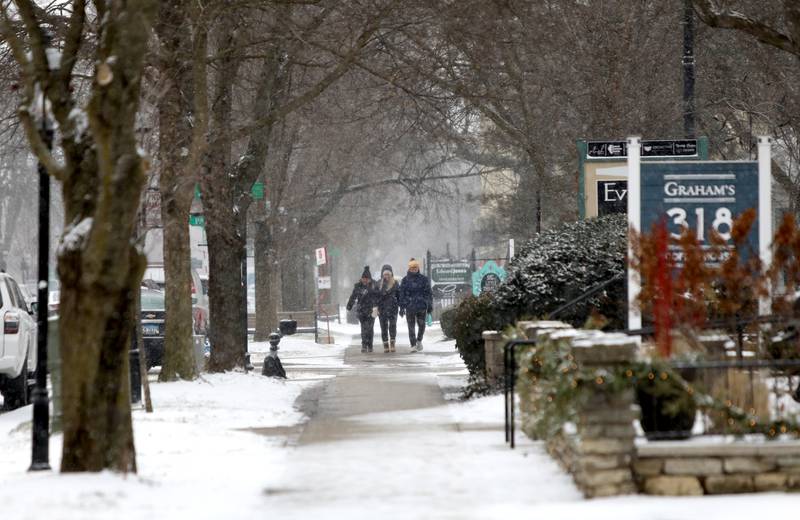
{"left": 254, "top": 220, "right": 279, "bottom": 340}
{"left": 58, "top": 244, "right": 144, "bottom": 472}
{"left": 159, "top": 201, "right": 195, "bottom": 380}
{"left": 157, "top": 0, "right": 197, "bottom": 381}
{"left": 205, "top": 207, "right": 247, "bottom": 370}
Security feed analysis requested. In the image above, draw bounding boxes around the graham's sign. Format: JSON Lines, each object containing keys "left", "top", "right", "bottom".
{"left": 626, "top": 136, "right": 773, "bottom": 332}
{"left": 641, "top": 162, "right": 759, "bottom": 255}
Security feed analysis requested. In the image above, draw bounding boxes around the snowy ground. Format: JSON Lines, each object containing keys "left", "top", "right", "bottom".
{"left": 0, "top": 321, "right": 798, "bottom": 518}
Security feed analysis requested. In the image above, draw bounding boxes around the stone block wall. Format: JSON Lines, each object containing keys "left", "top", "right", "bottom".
{"left": 635, "top": 442, "right": 800, "bottom": 495}
{"left": 509, "top": 320, "right": 800, "bottom": 498}
{"left": 482, "top": 330, "right": 504, "bottom": 385}
{"left": 517, "top": 322, "right": 640, "bottom": 498}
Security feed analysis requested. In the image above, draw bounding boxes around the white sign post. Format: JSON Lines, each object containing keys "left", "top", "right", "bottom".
{"left": 626, "top": 136, "right": 642, "bottom": 333}
{"left": 758, "top": 136, "right": 772, "bottom": 317}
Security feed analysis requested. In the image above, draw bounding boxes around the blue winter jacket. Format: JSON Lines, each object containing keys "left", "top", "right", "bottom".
{"left": 399, "top": 271, "right": 433, "bottom": 314}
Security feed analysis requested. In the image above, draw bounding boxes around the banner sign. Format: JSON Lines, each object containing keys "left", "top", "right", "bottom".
{"left": 588, "top": 139, "right": 698, "bottom": 159}
{"left": 641, "top": 162, "right": 759, "bottom": 263}
{"left": 472, "top": 260, "right": 506, "bottom": 296}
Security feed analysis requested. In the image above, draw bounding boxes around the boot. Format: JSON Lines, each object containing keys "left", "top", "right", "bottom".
{"left": 384, "top": 341, "right": 390, "bottom": 353}
{"left": 361, "top": 345, "right": 367, "bottom": 353}
{"left": 367, "top": 343, "right": 373, "bottom": 352}
{"left": 390, "top": 339, "right": 396, "bottom": 353}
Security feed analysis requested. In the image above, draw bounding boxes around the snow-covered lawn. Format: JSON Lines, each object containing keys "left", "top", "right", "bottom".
{"left": 0, "top": 334, "right": 341, "bottom": 520}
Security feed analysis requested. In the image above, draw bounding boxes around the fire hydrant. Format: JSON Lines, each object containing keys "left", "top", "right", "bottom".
{"left": 261, "top": 331, "right": 286, "bottom": 378}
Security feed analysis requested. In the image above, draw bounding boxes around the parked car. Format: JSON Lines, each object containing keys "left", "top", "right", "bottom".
{"left": 0, "top": 273, "right": 37, "bottom": 409}
{"left": 140, "top": 287, "right": 166, "bottom": 369}
{"left": 142, "top": 265, "right": 209, "bottom": 334}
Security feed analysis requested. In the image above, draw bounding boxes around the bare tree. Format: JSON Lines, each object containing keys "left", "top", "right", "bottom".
{"left": 0, "top": 0, "right": 157, "bottom": 472}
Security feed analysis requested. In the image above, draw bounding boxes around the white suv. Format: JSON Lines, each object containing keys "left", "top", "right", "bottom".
{"left": 0, "top": 273, "right": 37, "bottom": 409}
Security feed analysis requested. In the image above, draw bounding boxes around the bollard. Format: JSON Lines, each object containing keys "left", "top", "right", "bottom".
{"left": 261, "top": 331, "right": 286, "bottom": 378}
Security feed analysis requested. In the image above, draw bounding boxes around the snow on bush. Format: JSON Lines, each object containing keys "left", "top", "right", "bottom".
{"left": 453, "top": 214, "right": 627, "bottom": 380}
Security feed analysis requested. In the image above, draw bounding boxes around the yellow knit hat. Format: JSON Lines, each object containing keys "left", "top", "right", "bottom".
{"left": 408, "top": 258, "right": 420, "bottom": 270}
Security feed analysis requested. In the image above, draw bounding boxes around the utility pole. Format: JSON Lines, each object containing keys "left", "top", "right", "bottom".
{"left": 683, "top": 0, "right": 696, "bottom": 138}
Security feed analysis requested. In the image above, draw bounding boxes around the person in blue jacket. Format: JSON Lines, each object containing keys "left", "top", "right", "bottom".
{"left": 399, "top": 258, "right": 432, "bottom": 352}
{"left": 346, "top": 266, "right": 380, "bottom": 353}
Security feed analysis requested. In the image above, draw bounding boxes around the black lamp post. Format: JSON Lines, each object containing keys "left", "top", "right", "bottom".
{"left": 30, "top": 85, "right": 53, "bottom": 471}
{"left": 683, "top": 0, "right": 696, "bottom": 138}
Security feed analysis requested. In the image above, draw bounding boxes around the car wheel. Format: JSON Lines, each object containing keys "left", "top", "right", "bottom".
{"left": 2, "top": 355, "right": 29, "bottom": 410}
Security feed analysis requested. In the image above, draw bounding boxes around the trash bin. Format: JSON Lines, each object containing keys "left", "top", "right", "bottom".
{"left": 279, "top": 319, "right": 297, "bottom": 336}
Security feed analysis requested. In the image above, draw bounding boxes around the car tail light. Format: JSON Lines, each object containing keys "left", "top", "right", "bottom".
{"left": 4, "top": 312, "right": 20, "bottom": 334}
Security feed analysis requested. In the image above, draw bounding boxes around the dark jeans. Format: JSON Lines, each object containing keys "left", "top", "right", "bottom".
{"left": 379, "top": 314, "right": 397, "bottom": 342}
{"left": 359, "top": 316, "right": 375, "bottom": 348}
{"left": 406, "top": 309, "right": 426, "bottom": 346}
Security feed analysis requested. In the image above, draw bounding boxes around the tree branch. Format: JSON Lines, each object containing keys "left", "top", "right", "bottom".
{"left": 693, "top": 0, "right": 800, "bottom": 56}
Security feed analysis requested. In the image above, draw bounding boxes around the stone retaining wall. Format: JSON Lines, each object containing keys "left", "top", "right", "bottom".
{"left": 511, "top": 320, "right": 800, "bottom": 498}
{"left": 482, "top": 330, "right": 504, "bottom": 385}
{"left": 517, "top": 322, "right": 639, "bottom": 498}
{"left": 635, "top": 441, "right": 800, "bottom": 495}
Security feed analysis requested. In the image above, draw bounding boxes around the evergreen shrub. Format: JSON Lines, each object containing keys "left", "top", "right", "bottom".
{"left": 440, "top": 307, "right": 457, "bottom": 339}
{"left": 452, "top": 214, "right": 627, "bottom": 380}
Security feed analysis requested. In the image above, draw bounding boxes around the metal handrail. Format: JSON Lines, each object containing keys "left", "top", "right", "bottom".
{"left": 547, "top": 273, "right": 624, "bottom": 320}
{"left": 503, "top": 339, "right": 538, "bottom": 449}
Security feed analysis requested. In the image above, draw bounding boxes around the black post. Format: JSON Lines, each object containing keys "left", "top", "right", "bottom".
{"left": 129, "top": 327, "right": 141, "bottom": 404}
{"left": 242, "top": 226, "right": 252, "bottom": 371}
{"left": 30, "top": 114, "right": 53, "bottom": 472}
{"left": 536, "top": 190, "right": 542, "bottom": 234}
{"left": 683, "top": 0, "right": 696, "bottom": 138}
{"left": 426, "top": 249, "right": 432, "bottom": 278}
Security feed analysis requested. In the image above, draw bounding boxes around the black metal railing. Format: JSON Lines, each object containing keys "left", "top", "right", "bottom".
{"left": 503, "top": 339, "right": 537, "bottom": 449}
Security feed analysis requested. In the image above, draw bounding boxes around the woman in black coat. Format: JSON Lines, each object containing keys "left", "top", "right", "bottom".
{"left": 377, "top": 264, "right": 400, "bottom": 353}
{"left": 346, "top": 266, "right": 380, "bottom": 353}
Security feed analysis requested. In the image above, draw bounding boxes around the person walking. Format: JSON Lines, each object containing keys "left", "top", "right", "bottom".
{"left": 399, "top": 258, "right": 432, "bottom": 352}
{"left": 377, "top": 264, "right": 400, "bottom": 353}
{"left": 346, "top": 266, "right": 379, "bottom": 353}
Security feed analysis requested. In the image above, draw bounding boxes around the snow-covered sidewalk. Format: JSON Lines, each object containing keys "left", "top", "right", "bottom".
{"left": 1, "top": 323, "right": 799, "bottom": 519}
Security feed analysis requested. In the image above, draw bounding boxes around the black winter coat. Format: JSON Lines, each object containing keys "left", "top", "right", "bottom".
{"left": 346, "top": 280, "right": 380, "bottom": 318}
{"left": 399, "top": 271, "right": 433, "bottom": 314}
{"left": 377, "top": 279, "right": 400, "bottom": 317}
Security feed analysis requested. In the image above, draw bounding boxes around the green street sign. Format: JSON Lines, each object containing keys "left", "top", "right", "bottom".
{"left": 189, "top": 214, "right": 205, "bottom": 227}
{"left": 251, "top": 181, "right": 265, "bottom": 200}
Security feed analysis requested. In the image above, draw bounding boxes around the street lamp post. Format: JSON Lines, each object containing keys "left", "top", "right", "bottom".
{"left": 30, "top": 99, "right": 52, "bottom": 472}
{"left": 683, "top": 0, "right": 696, "bottom": 138}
